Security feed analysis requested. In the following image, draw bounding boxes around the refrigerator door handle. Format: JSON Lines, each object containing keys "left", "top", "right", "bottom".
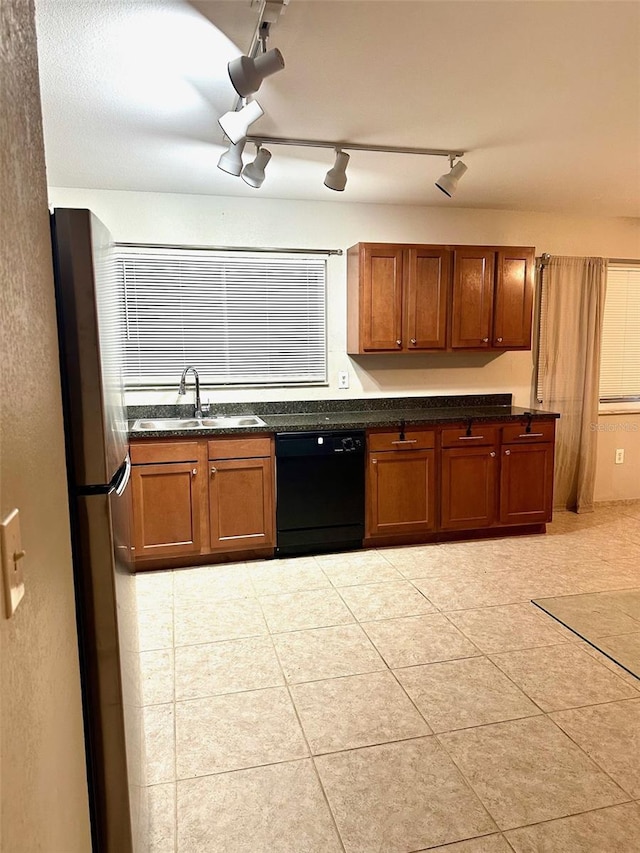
{"left": 114, "top": 454, "right": 131, "bottom": 497}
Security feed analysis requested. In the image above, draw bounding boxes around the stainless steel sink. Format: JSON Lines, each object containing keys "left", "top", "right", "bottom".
{"left": 201, "top": 416, "right": 266, "bottom": 428}
{"left": 131, "top": 415, "right": 266, "bottom": 432}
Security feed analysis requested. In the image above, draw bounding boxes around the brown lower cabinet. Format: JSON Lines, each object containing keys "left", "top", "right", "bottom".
{"left": 131, "top": 419, "right": 556, "bottom": 566}
{"left": 208, "top": 438, "right": 274, "bottom": 553}
{"left": 367, "top": 419, "right": 556, "bottom": 544}
{"left": 499, "top": 441, "right": 555, "bottom": 525}
{"left": 366, "top": 429, "right": 436, "bottom": 538}
{"left": 130, "top": 435, "right": 274, "bottom": 568}
{"left": 441, "top": 446, "right": 498, "bottom": 530}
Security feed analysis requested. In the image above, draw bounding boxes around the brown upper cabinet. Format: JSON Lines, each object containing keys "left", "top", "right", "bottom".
{"left": 347, "top": 242, "right": 534, "bottom": 354}
{"left": 347, "top": 243, "right": 450, "bottom": 352}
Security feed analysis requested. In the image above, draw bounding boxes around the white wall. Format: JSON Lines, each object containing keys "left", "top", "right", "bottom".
{"left": 48, "top": 187, "right": 640, "bottom": 500}
{"left": 594, "top": 413, "right": 640, "bottom": 503}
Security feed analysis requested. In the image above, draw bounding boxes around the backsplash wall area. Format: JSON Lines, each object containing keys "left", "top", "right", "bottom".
{"left": 47, "top": 188, "right": 640, "bottom": 500}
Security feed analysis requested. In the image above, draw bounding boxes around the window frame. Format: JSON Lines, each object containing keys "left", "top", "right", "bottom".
{"left": 535, "top": 259, "right": 640, "bottom": 409}
{"left": 115, "top": 244, "right": 329, "bottom": 392}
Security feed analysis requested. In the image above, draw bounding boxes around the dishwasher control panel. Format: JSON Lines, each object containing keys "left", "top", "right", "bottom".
{"left": 334, "top": 435, "right": 363, "bottom": 453}
{"left": 276, "top": 431, "right": 365, "bottom": 458}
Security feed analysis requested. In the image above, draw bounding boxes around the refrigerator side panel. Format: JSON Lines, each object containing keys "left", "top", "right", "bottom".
{"left": 76, "top": 485, "right": 147, "bottom": 853}
{"left": 53, "top": 208, "right": 128, "bottom": 486}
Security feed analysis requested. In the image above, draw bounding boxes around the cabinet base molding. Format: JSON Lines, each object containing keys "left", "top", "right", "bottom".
{"left": 133, "top": 547, "right": 275, "bottom": 573}
{"left": 365, "top": 523, "right": 546, "bottom": 550}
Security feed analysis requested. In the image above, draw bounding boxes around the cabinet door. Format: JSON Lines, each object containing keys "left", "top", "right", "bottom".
{"left": 367, "top": 450, "right": 436, "bottom": 537}
{"left": 441, "top": 447, "right": 497, "bottom": 529}
{"left": 132, "top": 462, "right": 201, "bottom": 558}
{"left": 405, "top": 247, "right": 450, "bottom": 350}
{"left": 499, "top": 444, "right": 554, "bottom": 525}
{"left": 361, "top": 244, "right": 404, "bottom": 351}
{"left": 493, "top": 249, "right": 534, "bottom": 348}
{"left": 451, "top": 248, "right": 495, "bottom": 348}
{"left": 209, "top": 456, "right": 274, "bottom": 551}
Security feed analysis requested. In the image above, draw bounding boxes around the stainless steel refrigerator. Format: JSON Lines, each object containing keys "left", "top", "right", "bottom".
{"left": 52, "top": 208, "right": 145, "bottom": 852}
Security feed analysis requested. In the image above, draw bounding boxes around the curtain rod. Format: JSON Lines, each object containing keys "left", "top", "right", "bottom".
{"left": 115, "top": 242, "right": 342, "bottom": 256}
{"left": 537, "top": 253, "right": 640, "bottom": 266}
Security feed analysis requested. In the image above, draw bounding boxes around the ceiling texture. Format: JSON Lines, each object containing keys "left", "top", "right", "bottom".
{"left": 35, "top": 0, "right": 640, "bottom": 217}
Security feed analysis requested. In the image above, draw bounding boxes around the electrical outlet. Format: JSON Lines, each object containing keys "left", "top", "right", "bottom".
{"left": 1, "top": 509, "right": 25, "bottom": 618}
{"left": 615, "top": 448, "right": 625, "bottom": 464}
{"left": 338, "top": 370, "right": 349, "bottom": 389}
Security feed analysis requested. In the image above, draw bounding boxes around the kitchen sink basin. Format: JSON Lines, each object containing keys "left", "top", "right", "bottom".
{"left": 131, "top": 415, "right": 266, "bottom": 432}
{"left": 201, "top": 416, "right": 266, "bottom": 428}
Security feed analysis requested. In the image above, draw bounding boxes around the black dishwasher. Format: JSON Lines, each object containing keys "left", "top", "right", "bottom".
{"left": 275, "top": 431, "right": 365, "bottom": 556}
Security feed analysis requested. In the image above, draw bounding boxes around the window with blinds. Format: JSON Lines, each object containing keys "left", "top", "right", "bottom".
{"left": 536, "top": 262, "right": 640, "bottom": 403}
{"left": 600, "top": 264, "right": 640, "bottom": 401}
{"left": 119, "top": 249, "right": 327, "bottom": 387}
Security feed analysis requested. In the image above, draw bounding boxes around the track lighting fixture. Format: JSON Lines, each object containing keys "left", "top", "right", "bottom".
{"left": 435, "top": 157, "right": 468, "bottom": 198}
{"left": 228, "top": 48, "right": 285, "bottom": 98}
{"left": 214, "top": 135, "right": 468, "bottom": 198}
{"left": 241, "top": 146, "right": 272, "bottom": 188}
{"left": 217, "top": 138, "right": 247, "bottom": 176}
{"left": 218, "top": 100, "right": 264, "bottom": 145}
{"left": 324, "top": 149, "right": 350, "bottom": 192}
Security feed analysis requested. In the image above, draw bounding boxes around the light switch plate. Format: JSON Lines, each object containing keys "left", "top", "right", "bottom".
{"left": 1, "top": 509, "right": 25, "bottom": 618}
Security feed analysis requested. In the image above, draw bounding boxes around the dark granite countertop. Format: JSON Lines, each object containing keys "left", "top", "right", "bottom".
{"left": 128, "top": 395, "right": 559, "bottom": 439}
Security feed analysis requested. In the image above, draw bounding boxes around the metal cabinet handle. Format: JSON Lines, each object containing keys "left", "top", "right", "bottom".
{"left": 458, "top": 435, "right": 484, "bottom": 440}
{"left": 210, "top": 466, "right": 217, "bottom": 474}
{"left": 392, "top": 439, "right": 418, "bottom": 445}
{"left": 505, "top": 450, "right": 511, "bottom": 456}
{"left": 517, "top": 433, "right": 544, "bottom": 438}
{"left": 410, "top": 338, "right": 417, "bottom": 344}
{"left": 192, "top": 468, "right": 198, "bottom": 475}
{"left": 490, "top": 451, "right": 496, "bottom": 457}
{"left": 372, "top": 459, "right": 377, "bottom": 465}
{"left": 496, "top": 337, "right": 503, "bottom": 343}
{"left": 482, "top": 337, "right": 489, "bottom": 342}
{"left": 396, "top": 340, "right": 402, "bottom": 346}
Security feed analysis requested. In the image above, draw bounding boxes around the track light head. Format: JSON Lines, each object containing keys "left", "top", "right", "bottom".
{"left": 241, "top": 146, "right": 272, "bottom": 188}
{"left": 324, "top": 149, "right": 350, "bottom": 192}
{"left": 218, "top": 100, "right": 264, "bottom": 145}
{"left": 435, "top": 158, "right": 468, "bottom": 197}
{"left": 217, "top": 138, "right": 247, "bottom": 176}
{"left": 228, "top": 48, "right": 285, "bottom": 98}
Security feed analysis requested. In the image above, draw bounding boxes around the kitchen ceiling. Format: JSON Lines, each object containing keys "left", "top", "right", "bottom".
{"left": 35, "top": 0, "right": 640, "bottom": 217}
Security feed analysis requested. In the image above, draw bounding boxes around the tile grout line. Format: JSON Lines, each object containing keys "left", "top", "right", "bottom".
{"left": 486, "top": 645, "right": 640, "bottom": 711}
{"left": 254, "top": 590, "right": 348, "bottom": 853}
{"left": 542, "top": 711, "right": 640, "bottom": 803}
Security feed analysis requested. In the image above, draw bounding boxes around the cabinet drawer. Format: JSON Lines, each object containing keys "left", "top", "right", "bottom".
{"left": 502, "top": 421, "right": 555, "bottom": 444}
{"left": 130, "top": 441, "right": 199, "bottom": 464}
{"left": 368, "top": 429, "right": 435, "bottom": 452}
{"left": 441, "top": 426, "right": 497, "bottom": 448}
{"left": 208, "top": 436, "right": 272, "bottom": 460}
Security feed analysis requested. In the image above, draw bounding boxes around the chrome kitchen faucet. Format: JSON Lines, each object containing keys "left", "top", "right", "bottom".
{"left": 178, "top": 365, "right": 208, "bottom": 417}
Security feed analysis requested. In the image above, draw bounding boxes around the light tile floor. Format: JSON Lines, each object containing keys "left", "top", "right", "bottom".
{"left": 535, "top": 588, "right": 640, "bottom": 677}
{"left": 137, "top": 505, "right": 640, "bottom": 853}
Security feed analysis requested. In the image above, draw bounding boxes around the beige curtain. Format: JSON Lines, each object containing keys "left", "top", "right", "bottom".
{"left": 540, "top": 256, "right": 607, "bottom": 512}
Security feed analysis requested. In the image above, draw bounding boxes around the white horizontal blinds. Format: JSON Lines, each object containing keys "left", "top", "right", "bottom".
{"left": 599, "top": 263, "right": 640, "bottom": 401}
{"left": 120, "top": 250, "right": 327, "bottom": 387}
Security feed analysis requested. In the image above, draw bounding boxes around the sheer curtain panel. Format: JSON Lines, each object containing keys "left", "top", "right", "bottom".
{"left": 539, "top": 256, "right": 607, "bottom": 512}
